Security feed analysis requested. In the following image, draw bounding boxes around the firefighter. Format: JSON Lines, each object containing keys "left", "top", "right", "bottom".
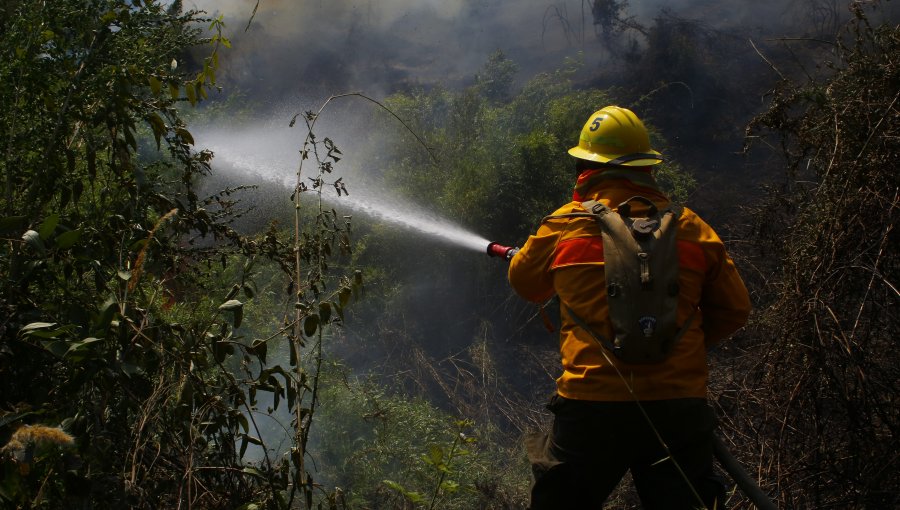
{"left": 508, "top": 106, "right": 751, "bottom": 509}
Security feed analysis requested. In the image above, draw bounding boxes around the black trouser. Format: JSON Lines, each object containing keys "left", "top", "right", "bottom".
{"left": 526, "top": 395, "right": 726, "bottom": 510}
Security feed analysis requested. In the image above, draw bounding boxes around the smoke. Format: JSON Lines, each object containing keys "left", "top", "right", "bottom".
{"left": 182, "top": 0, "right": 616, "bottom": 98}
{"left": 182, "top": 0, "right": 873, "bottom": 101}
{"left": 184, "top": 0, "right": 898, "bottom": 396}
{"left": 180, "top": 0, "right": 900, "bottom": 264}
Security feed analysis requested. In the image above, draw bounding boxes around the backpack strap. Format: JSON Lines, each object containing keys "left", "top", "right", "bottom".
{"left": 542, "top": 199, "right": 681, "bottom": 224}
{"left": 564, "top": 302, "right": 698, "bottom": 364}
{"left": 580, "top": 199, "right": 613, "bottom": 217}
{"left": 541, "top": 199, "right": 611, "bottom": 223}
{"left": 564, "top": 302, "right": 618, "bottom": 354}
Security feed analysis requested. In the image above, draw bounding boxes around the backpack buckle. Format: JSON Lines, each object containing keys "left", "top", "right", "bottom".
{"left": 632, "top": 218, "right": 659, "bottom": 236}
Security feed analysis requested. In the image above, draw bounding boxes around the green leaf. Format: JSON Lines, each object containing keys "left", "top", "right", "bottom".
{"left": 177, "top": 380, "right": 193, "bottom": 407}
{"left": 148, "top": 76, "right": 162, "bottom": 95}
{"left": 219, "top": 299, "right": 243, "bottom": 311}
{"left": 147, "top": 112, "right": 166, "bottom": 149}
{"left": 55, "top": 229, "right": 81, "bottom": 249}
{"left": 94, "top": 297, "right": 118, "bottom": 332}
{"left": 185, "top": 81, "right": 196, "bottom": 105}
{"left": 176, "top": 127, "right": 194, "bottom": 145}
{"left": 303, "top": 314, "right": 319, "bottom": 337}
{"left": 65, "top": 337, "right": 103, "bottom": 359}
{"left": 249, "top": 338, "right": 267, "bottom": 363}
{"left": 124, "top": 124, "right": 137, "bottom": 151}
{"left": 318, "top": 302, "right": 331, "bottom": 323}
{"left": 100, "top": 10, "right": 117, "bottom": 24}
{"left": 219, "top": 299, "right": 244, "bottom": 328}
{"left": 71, "top": 180, "right": 84, "bottom": 205}
{"left": 38, "top": 214, "right": 59, "bottom": 239}
{"left": 19, "top": 322, "right": 57, "bottom": 335}
{"left": 120, "top": 362, "right": 142, "bottom": 377}
{"left": 383, "top": 480, "right": 423, "bottom": 502}
{"left": 41, "top": 340, "right": 70, "bottom": 358}
{"left": 237, "top": 413, "right": 249, "bottom": 433}
{"left": 20, "top": 324, "right": 75, "bottom": 343}
{"left": 130, "top": 238, "right": 149, "bottom": 251}
{"left": 213, "top": 339, "right": 230, "bottom": 363}
{"left": 440, "top": 480, "right": 460, "bottom": 493}
{"left": 383, "top": 480, "right": 404, "bottom": 492}
{"left": 241, "top": 467, "right": 265, "bottom": 480}
{"left": 243, "top": 433, "right": 263, "bottom": 446}
{"left": 0, "top": 411, "right": 36, "bottom": 430}
{"left": 427, "top": 444, "right": 444, "bottom": 466}
{"left": 239, "top": 434, "right": 249, "bottom": 458}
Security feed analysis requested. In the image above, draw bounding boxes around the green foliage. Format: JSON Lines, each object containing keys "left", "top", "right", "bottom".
{"left": 0, "top": 2, "right": 360, "bottom": 508}
{"left": 382, "top": 420, "right": 475, "bottom": 509}
{"left": 0, "top": 2, "right": 269, "bottom": 505}
{"left": 474, "top": 50, "right": 519, "bottom": 104}
{"left": 366, "top": 55, "right": 693, "bottom": 247}
{"left": 282, "top": 101, "right": 364, "bottom": 508}
{"left": 313, "top": 376, "right": 530, "bottom": 509}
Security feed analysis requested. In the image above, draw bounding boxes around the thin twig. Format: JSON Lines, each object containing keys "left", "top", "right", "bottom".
{"left": 749, "top": 38, "right": 786, "bottom": 81}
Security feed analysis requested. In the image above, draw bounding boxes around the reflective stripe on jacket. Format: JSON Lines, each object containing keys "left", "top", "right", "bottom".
{"left": 508, "top": 173, "right": 751, "bottom": 401}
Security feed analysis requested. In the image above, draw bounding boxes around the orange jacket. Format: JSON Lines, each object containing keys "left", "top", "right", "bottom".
{"left": 508, "top": 170, "right": 751, "bottom": 401}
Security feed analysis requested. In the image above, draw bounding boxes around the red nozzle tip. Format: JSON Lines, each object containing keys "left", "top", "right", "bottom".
{"left": 487, "top": 242, "right": 519, "bottom": 260}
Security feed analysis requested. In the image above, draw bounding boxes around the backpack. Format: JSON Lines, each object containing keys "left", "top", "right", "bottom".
{"left": 547, "top": 196, "right": 694, "bottom": 364}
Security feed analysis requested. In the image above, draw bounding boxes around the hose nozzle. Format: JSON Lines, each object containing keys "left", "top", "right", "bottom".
{"left": 487, "top": 242, "right": 519, "bottom": 261}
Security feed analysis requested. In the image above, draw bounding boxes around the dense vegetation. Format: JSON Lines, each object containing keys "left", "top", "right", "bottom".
{"left": 1, "top": 1, "right": 896, "bottom": 509}
{"left": 0, "top": 1, "right": 359, "bottom": 508}
{"left": 733, "top": 4, "right": 899, "bottom": 506}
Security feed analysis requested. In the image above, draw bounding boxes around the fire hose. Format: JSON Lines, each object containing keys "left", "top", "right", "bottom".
{"left": 713, "top": 435, "right": 778, "bottom": 509}
{"left": 487, "top": 241, "right": 778, "bottom": 509}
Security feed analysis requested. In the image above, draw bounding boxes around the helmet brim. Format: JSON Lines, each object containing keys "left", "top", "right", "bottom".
{"left": 568, "top": 146, "right": 663, "bottom": 166}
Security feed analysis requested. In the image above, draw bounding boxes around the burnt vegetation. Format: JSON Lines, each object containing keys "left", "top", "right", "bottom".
{"left": 732, "top": 5, "right": 899, "bottom": 507}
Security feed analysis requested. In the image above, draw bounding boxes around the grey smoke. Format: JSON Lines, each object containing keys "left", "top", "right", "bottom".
{"left": 184, "top": 0, "right": 882, "bottom": 100}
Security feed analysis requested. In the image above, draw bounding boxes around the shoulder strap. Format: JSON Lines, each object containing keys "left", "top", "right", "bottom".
{"left": 566, "top": 301, "right": 698, "bottom": 366}
{"left": 580, "top": 199, "right": 612, "bottom": 216}
{"left": 541, "top": 199, "right": 611, "bottom": 224}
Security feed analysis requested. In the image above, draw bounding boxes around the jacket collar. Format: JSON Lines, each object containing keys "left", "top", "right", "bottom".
{"left": 572, "top": 167, "right": 664, "bottom": 203}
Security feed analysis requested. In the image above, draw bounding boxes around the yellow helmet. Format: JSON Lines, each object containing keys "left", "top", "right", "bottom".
{"left": 567, "top": 106, "right": 663, "bottom": 166}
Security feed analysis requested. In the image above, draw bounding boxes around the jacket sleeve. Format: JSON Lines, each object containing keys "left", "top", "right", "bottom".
{"left": 508, "top": 226, "right": 560, "bottom": 303}
{"left": 699, "top": 240, "right": 752, "bottom": 346}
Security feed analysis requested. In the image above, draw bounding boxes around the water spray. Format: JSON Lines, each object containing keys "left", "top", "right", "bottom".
{"left": 485, "top": 242, "right": 519, "bottom": 261}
